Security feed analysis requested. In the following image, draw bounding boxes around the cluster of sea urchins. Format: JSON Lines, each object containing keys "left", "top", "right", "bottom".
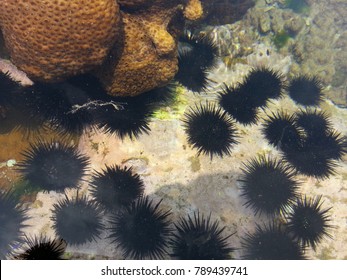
{"left": 262, "top": 109, "right": 346, "bottom": 179}
{"left": 238, "top": 155, "right": 333, "bottom": 258}
{"left": 0, "top": 71, "right": 177, "bottom": 139}
{"left": 0, "top": 31, "right": 343, "bottom": 260}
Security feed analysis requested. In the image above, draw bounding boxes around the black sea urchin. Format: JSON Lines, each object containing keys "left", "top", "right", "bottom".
{"left": 241, "top": 222, "right": 305, "bottom": 260}
{"left": 15, "top": 235, "right": 66, "bottom": 260}
{"left": 0, "top": 71, "right": 22, "bottom": 107}
{"left": 0, "top": 191, "right": 27, "bottom": 259}
{"left": 218, "top": 85, "right": 259, "bottom": 125}
{"left": 282, "top": 138, "right": 338, "bottom": 179}
{"left": 241, "top": 67, "right": 286, "bottom": 107}
{"left": 18, "top": 141, "right": 89, "bottom": 193}
{"left": 175, "top": 52, "right": 211, "bottom": 93}
{"left": 96, "top": 94, "right": 152, "bottom": 140}
{"left": 109, "top": 196, "right": 172, "bottom": 259}
{"left": 175, "top": 32, "right": 218, "bottom": 93}
{"left": 169, "top": 212, "right": 234, "bottom": 260}
{"left": 179, "top": 32, "right": 219, "bottom": 71}
{"left": 240, "top": 156, "right": 299, "bottom": 215}
{"left": 303, "top": 130, "right": 347, "bottom": 161}
{"left": 285, "top": 195, "right": 332, "bottom": 250}
{"left": 19, "top": 82, "right": 96, "bottom": 135}
{"left": 295, "top": 109, "right": 332, "bottom": 138}
{"left": 183, "top": 102, "right": 239, "bottom": 158}
{"left": 262, "top": 111, "right": 303, "bottom": 150}
{"left": 52, "top": 195, "right": 105, "bottom": 245}
{"left": 90, "top": 165, "right": 145, "bottom": 212}
{"left": 288, "top": 75, "right": 323, "bottom": 106}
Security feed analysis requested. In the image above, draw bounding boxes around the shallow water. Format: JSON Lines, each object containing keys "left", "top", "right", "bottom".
{"left": 0, "top": 0, "right": 346, "bottom": 260}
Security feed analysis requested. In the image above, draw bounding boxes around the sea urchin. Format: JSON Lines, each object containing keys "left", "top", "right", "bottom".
{"left": 288, "top": 75, "right": 323, "bottom": 106}
{"left": 285, "top": 195, "right": 332, "bottom": 250}
{"left": 241, "top": 66, "right": 286, "bottom": 107}
{"left": 240, "top": 156, "right": 299, "bottom": 215}
{"left": 262, "top": 111, "right": 303, "bottom": 150}
{"left": 51, "top": 195, "right": 105, "bottom": 246}
{"left": 169, "top": 212, "right": 234, "bottom": 260}
{"left": 15, "top": 235, "right": 67, "bottom": 260}
{"left": 241, "top": 222, "right": 305, "bottom": 260}
{"left": 109, "top": 196, "right": 172, "bottom": 259}
{"left": 89, "top": 165, "right": 145, "bottom": 212}
{"left": 183, "top": 102, "right": 239, "bottom": 159}
{"left": 18, "top": 141, "right": 89, "bottom": 193}
{"left": 0, "top": 191, "right": 28, "bottom": 259}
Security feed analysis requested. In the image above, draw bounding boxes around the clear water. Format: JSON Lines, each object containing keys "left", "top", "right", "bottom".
{"left": 0, "top": 0, "right": 346, "bottom": 260}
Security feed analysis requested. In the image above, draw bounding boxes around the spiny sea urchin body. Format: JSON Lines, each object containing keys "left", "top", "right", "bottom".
{"left": 262, "top": 111, "right": 303, "bottom": 150}
{"left": 288, "top": 75, "right": 323, "bottom": 106}
{"left": 282, "top": 138, "right": 338, "bottom": 179}
{"left": 240, "top": 156, "right": 299, "bottom": 215}
{"left": 0, "top": 191, "right": 27, "bottom": 259}
{"left": 175, "top": 32, "right": 218, "bottom": 93}
{"left": 295, "top": 109, "right": 332, "bottom": 138}
{"left": 109, "top": 196, "right": 172, "bottom": 259}
{"left": 241, "top": 222, "right": 305, "bottom": 260}
{"left": 169, "top": 212, "right": 234, "bottom": 260}
{"left": 96, "top": 95, "right": 152, "bottom": 140}
{"left": 15, "top": 235, "right": 67, "bottom": 260}
{"left": 19, "top": 82, "right": 97, "bottom": 135}
{"left": 179, "top": 32, "right": 219, "bottom": 71}
{"left": 285, "top": 196, "right": 332, "bottom": 250}
{"left": 183, "top": 102, "right": 239, "bottom": 158}
{"left": 18, "top": 141, "right": 89, "bottom": 193}
{"left": 175, "top": 51, "right": 211, "bottom": 93}
{"left": 241, "top": 67, "right": 286, "bottom": 107}
{"left": 90, "top": 165, "right": 145, "bottom": 212}
{"left": 218, "top": 85, "right": 259, "bottom": 125}
{"left": 51, "top": 195, "right": 105, "bottom": 246}
{"left": 0, "top": 71, "right": 22, "bottom": 107}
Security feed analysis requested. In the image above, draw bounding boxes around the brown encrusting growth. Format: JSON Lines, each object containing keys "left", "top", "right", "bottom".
{"left": 0, "top": 0, "right": 122, "bottom": 82}
{"left": 0, "top": 0, "right": 203, "bottom": 96}
{"left": 97, "top": 0, "right": 203, "bottom": 96}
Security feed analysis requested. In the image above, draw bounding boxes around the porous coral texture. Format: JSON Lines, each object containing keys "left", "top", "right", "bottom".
{"left": 0, "top": 0, "right": 122, "bottom": 82}
{"left": 118, "top": 0, "right": 155, "bottom": 9}
{"left": 97, "top": 0, "right": 203, "bottom": 96}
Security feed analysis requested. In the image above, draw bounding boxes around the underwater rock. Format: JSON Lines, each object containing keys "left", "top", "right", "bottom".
{"left": 201, "top": 0, "right": 255, "bottom": 26}
{"left": 0, "top": 0, "right": 122, "bottom": 82}
{"left": 97, "top": 0, "right": 203, "bottom": 96}
{"left": 0, "top": 0, "right": 203, "bottom": 97}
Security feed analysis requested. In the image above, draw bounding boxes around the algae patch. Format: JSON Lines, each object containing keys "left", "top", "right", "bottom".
{"left": 153, "top": 86, "right": 188, "bottom": 120}
{"left": 188, "top": 156, "right": 201, "bottom": 172}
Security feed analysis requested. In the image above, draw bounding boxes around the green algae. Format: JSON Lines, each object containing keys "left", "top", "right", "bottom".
{"left": 272, "top": 30, "right": 292, "bottom": 49}
{"left": 11, "top": 179, "right": 43, "bottom": 201}
{"left": 188, "top": 156, "right": 201, "bottom": 172}
{"left": 152, "top": 86, "right": 188, "bottom": 120}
